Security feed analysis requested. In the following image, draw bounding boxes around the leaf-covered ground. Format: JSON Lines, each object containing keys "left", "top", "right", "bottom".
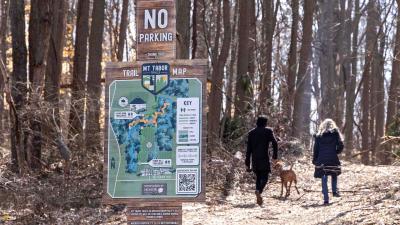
{"left": 1, "top": 146, "right": 399, "bottom": 225}
{"left": 185, "top": 159, "right": 400, "bottom": 225}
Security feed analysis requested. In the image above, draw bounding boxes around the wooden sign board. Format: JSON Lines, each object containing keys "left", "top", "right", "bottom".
{"left": 136, "top": 0, "right": 176, "bottom": 61}
{"left": 103, "top": 60, "right": 207, "bottom": 205}
{"left": 127, "top": 203, "right": 182, "bottom": 225}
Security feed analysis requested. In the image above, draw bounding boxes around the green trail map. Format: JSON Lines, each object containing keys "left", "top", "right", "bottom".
{"left": 107, "top": 78, "right": 202, "bottom": 198}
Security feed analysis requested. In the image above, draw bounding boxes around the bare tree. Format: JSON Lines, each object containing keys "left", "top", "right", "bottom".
{"left": 283, "top": 0, "right": 299, "bottom": 121}
{"left": 44, "top": 0, "right": 68, "bottom": 147}
{"left": 85, "top": 0, "right": 105, "bottom": 151}
{"left": 0, "top": 0, "right": 9, "bottom": 143}
{"left": 27, "top": 0, "right": 53, "bottom": 169}
{"left": 176, "top": 0, "right": 191, "bottom": 59}
{"left": 234, "top": 0, "right": 250, "bottom": 117}
{"left": 9, "top": 0, "right": 28, "bottom": 172}
{"left": 361, "top": 0, "right": 378, "bottom": 164}
{"left": 208, "top": 0, "right": 231, "bottom": 147}
{"left": 69, "top": 0, "right": 90, "bottom": 150}
{"left": 258, "top": 0, "right": 278, "bottom": 114}
{"left": 344, "top": 0, "right": 358, "bottom": 157}
{"left": 117, "top": 0, "right": 128, "bottom": 61}
{"left": 292, "top": 0, "right": 316, "bottom": 139}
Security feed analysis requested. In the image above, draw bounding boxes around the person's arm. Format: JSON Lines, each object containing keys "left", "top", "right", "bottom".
{"left": 270, "top": 130, "right": 278, "bottom": 160}
{"left": 312, "top": 135, "right": 319, "bottom": 165}
{"left": 336, "top": 132, "right": 344, "bottom": 154}
{"left": 245, "top": 133, "right": 252, "bottom": 169}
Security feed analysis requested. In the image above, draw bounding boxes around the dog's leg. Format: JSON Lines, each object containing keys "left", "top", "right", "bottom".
{"left": 287, "top": 181, "right": 292, "bottom": 197}
{"left": 284, "top": 182, "right": 288, "bottom": 199}
{"left": 280, "top": 181, "right": 284, "bottom": 198}
{"left": 294, "top": 179, "right": 300, "bottom": 194}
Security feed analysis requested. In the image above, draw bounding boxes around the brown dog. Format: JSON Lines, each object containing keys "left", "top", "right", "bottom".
{"left": 273, "top": 161, "right": 300, "bottom": 198}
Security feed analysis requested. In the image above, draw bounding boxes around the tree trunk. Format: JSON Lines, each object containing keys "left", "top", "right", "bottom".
{"left": 234, "top": 0, "right": 250, "bottom": 117}
{"left": 361, "top": 0, "right": 378, "bottom": 165}
{"left": 248, "top": 0, "right": 256, "bottom": 89}
{"left": 375, "top": 34, "right": 385, "bottom": 164}
{"left": 292, "top": 0, "right": 316, "bottom": 139}
{"left": 258, "top": 0, "right": 276, "bottom": 114}
{"left": 176, "top": 0, "right": 190, "bottom": 59}
{"left": 0, "top": 0, "right": 9, "bottom": 144}
{"left": 85, "top": 0, "right": 105, "bottom": 152}
{"left": 194, "top": 0, "right": 208, "bottom": 59}
{"left": 10, "top": 0, "right": 28, "bottom": 172}
{"left": 192, "top": 0, "right": 197, "bottom": 59}
{"left": 283, "top": 0, "right": 299, "bottom": 121}
{"left": 387, "top": 0, "right": 400, "bottom": 134}
{"left": 384, "top": 0, "right": 400, "bottom": 164}
{"left": 69, "top": 0, "right": 90, "bottom": 150}
{"left": 225, "top": 1, "right": 239, "bottom": 120}
{"left": 28, "top": 0, "right": 53, "bottom": 170}
{"left": 318, "top": 0, "right": 336, "bottom": 121}
{"left": 117, "top": 0, "right": 128, "bottom": 61}
{"left": 345, "top": 0, "right": 358, "bottom": 158}
{"left": 44, "top": 0, "right": 68, "bottom": 151}
{"left": 208, "top": 0, "right": 231, "bottom": 147}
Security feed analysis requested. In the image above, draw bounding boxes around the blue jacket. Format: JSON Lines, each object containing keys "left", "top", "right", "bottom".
{"left": 313, "top": 129, "right": 344, "bottom": 178}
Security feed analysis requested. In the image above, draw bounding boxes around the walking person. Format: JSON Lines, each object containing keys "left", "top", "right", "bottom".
{"left": 245, "top": 115, "right": 278, "bottom": 206}
{"left": 312, "top": 118, "right": 344, "bottom": 205}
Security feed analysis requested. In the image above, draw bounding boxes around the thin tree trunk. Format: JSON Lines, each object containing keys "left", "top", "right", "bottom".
{"left": 192, "top": 0, "right": 197, "bottom": 59}
{"left": 387, "top": 0, "right": 400, "bottom": 134}
{"left": 10, "top": 0, "right": 27, "bottom": 173}
{"left": 248, "top": 0, "right": 256, "bottom": 88}
{"left": 234, "top": 0, "right": 250, "bottom": 117}
{"left": 283, "top": 0, "right": 299, "bottom": 121}
{"left": 0, "top": 0, "right": 9, "bottom": 144}
{"left": 258, "top": 0, "right": 277, "bottom": 114}
{"left": 44, "top": 0, "right": 68, "bottom": 150}
{"left": 375, "top": 34, "right": 385, "bottom": 164}
{"left": 85, "top": 0, "right": 105, "bottom": 152}
{"left": 345, "top": 0, "right": 358, "bottom": 158}
{"left": 208, "top": 0, "right": 231, "bottom": 147}
{"left": 292, "top": 0, "right": 316, "bottom": 139}
{"left": 225, "top": 1, "right": 239, "bottom": 120}
{"left": 318, "top": 0, "right": 336, "bottom": 121}
{"left": 176, "top": 0, "right": 191, "bottom": 59}
{"left": 69, "top": 0, "right": 90, "bottom": 150}
{"left": 28, "top": 0, "right": 53, "bottom": 170}
{"left": 117, "top": 0, "right": 128, "bottom": 61}
{"left": 361, "top": 0, "right": 378, "bottom": 165}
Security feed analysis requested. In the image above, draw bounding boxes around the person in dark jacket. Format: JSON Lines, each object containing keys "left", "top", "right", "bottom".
{"left": 313, "top": 118, "right": 344, "bottom": 205}
{"left": 245, "top": 116, "right": 278, "bottom": 206}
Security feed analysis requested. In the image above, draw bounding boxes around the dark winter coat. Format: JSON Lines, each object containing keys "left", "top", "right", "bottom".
{"left": 313, "top": 129, "right": 344, "bottom": 178}
{"left": 245, "top": 127, "right": 278, "bottom": 173}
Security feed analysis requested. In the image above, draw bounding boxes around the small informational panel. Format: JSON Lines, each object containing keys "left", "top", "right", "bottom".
{"left": 127, "top": 205, "right": 182, "bottom": 225}
{"left": 136, "top": 0, "right": 176, "bottom": 61}
{"left": 103, "top": 60, "right": 207, "bottom": 204}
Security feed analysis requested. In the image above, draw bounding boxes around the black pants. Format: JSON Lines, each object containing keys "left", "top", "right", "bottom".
{"left": 255, "top": 170, "right": 269, "bottom": 194}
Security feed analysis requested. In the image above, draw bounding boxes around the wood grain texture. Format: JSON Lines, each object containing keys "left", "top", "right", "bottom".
{"left": 136, "top": 0, "right": 176, "bottom": 61}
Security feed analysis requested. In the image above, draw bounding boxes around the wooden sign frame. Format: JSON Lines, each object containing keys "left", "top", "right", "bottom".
{"left": 103, "top": 60, "right": 207, "bottom": 205}
{"left": 136, "top": 0, "right": 176, "bottom": 61}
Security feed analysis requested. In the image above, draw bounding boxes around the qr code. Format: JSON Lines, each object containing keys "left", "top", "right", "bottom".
{"left": 176, "top": 168, "right": 198, "bottom": 194}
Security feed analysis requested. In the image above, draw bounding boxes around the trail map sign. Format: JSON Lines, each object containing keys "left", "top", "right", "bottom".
{"left": 136, "top": 0, "right": 176, "bottom": 60}
{"left": 103, "top": 60, "right": 206, "bottom": 203}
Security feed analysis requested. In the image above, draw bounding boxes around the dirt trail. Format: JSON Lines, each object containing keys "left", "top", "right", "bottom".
{"left": 184, "top": 160, "right": 400, "bottom": 225}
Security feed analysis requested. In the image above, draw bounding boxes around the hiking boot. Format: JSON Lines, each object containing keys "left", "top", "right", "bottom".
{"left": 255, "top": 190, "right": 263, "bottom": 206}
{"left": 333, "top": 192, "right": 341, "bottom": 197}
{"left": 323, "top": 201, "right": 330, "bottom": 206}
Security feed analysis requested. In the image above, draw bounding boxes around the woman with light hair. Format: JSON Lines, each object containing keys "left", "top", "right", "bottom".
{"left": 312, "top": 118, "right": 344, "bottom": 205}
